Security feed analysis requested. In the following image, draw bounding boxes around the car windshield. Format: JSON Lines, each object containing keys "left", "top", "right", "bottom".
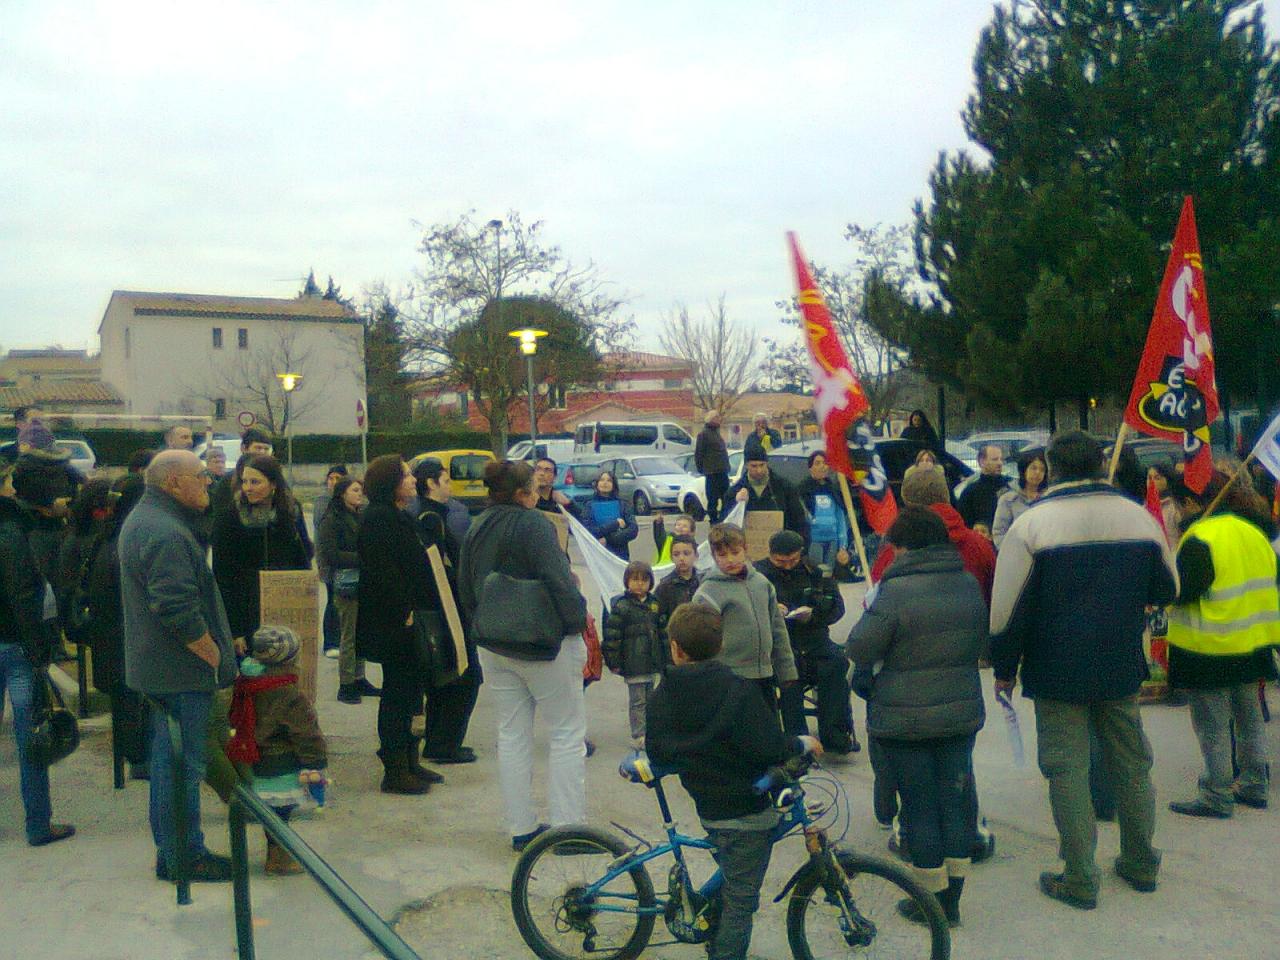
{"left": 633, "top": 457, "right": 683, "bottom": 476}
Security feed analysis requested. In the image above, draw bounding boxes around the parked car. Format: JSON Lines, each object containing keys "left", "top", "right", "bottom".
{"left": 51, "top": 439, "right": 97, "bottom": 475}
{"left": 572, "top": 420, "right": 695, "bottom": 457}
{"left": 676, "top": 451, "right": 745, "bottom": 520}
{"left": 1103, "top": 437, "right": 1184, "bottom": 471}
{"left": 946, "top": 430, "right": 1048, "bottom": 471}
{"left": 556, "top": 457, "right": 610, "bottom": 509}
{"left": 408, "top": 448, "right": 496, "bottom": 512}
{"left": 506, "top": 437, "right": 575, "bottom": 463}
{"left": 589, "top": 454, "right": 691, "bottom": 515}
{"left": 671, "top": 452, "right": 698, "bottom": 474}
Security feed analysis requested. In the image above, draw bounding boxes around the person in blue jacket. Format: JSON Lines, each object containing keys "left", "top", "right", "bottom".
{"left": 797, "top": 451, "right": 850, "bottom": 573}
{"left": 584, "top": 471, "right": 638, "bottom": 560}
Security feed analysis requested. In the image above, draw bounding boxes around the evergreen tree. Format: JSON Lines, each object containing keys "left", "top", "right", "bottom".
{"left": 882, "top": 1, "right": 1280, "bottom": 417}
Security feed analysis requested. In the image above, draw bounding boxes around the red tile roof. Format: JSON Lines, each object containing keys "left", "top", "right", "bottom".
{"left": 0, "top": 382, "right": 123, "bottom": 409}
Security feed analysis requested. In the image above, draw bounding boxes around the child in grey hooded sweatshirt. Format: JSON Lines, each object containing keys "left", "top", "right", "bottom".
{"left": 693, "top": 523, "right": 797, "bottom": 712}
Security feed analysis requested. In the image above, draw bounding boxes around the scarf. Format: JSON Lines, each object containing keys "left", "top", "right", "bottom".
{"left": 226, "top": 672, "right": 297, "bottom": 765}
{"left": 236, "top": 500, "right": 277, "bottom": 529}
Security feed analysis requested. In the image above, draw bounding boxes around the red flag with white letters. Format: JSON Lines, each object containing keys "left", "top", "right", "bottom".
{"left": 1123, "top": 197, "right": 1220, "bottom": 492}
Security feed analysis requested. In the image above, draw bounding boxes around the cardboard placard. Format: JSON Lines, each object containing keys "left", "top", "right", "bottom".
{"left": 743, "top": 510, "right": 784, "bottom": 562}
{"left": 258, "top": 569, "right": 320, "bottom": 703}
{"left": 426, "top": 545, "right": 468, "bottom": 675}
{"left": 545, "top": 510, "right": 570, "bottom": 552}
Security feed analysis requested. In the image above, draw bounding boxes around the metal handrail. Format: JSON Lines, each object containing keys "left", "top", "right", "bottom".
{"left": 227, "top": 784, "right": 422, "bottom": 960}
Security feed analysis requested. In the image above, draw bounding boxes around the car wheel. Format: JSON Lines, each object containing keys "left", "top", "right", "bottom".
{"left": 682, "top": 495, "right": 705, "bottom": 522}
{"left": 633, "top": 492, "right": 651, "bottom": 516}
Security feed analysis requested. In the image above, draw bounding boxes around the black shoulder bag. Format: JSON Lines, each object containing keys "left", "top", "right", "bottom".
{"left": 23, "top": 670, "right": 80, "bottom": 767}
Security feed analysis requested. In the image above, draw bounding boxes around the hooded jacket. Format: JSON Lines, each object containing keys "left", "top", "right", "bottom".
{"left": 693, "top": 566, "right": 796, "bottom": 682}
{"left": 646, "top": 659, "right": 804, "bottom": 821}
{"left": 849, "top": 545, "right": 987, "bottom": 741}
{"left": 871, "top": 502, "right": 995, "bottom": 607}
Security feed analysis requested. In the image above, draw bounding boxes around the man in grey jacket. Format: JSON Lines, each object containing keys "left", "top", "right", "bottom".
{"left": 120, "top": 450, "right": 237, "bottom": 883}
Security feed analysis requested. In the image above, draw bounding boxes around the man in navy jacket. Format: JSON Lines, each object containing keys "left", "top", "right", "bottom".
{"left": 990, "top": 431, "right": 1177, "bottom": 911}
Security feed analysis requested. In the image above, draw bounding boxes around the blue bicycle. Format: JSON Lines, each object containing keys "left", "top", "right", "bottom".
{"left": 511, "top": 753, "right": 949, "bottom": 959}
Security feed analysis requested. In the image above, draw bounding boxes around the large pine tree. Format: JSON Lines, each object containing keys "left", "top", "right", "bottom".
{"left": 887, "top": 1, "right": 1280, "bottom": 417}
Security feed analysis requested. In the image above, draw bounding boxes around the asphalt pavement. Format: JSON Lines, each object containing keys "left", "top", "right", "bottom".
{"left": 1, "top": 517, "right": 1276, "bottom": 960}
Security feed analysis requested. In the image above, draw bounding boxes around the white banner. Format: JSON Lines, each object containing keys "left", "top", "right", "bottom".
{"left": 1250, "top": 410, "right": 1280, "bottom": 481}
{"left": 563, "top": 501, "right": 746, "bottom": 615}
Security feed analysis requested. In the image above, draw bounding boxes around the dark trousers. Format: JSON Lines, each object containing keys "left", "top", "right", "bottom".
{"left": 321, "top": 582, "right": 339, "bottom": 652}
{"left": 877, "top": 733, "right": 976, "bottom": 870}
{"left": 423, "top": 661, "right": 482, "bottom": 758}
{"left": 705, "top": 471, "right": 730, "bottom": 524}
{"left": 377, "top": 668, "right": 423, "bottom": 756}
{"left": 778, "top": 645, "right": 853, "bottom": 750}
{"left": 110, "top": 685, "right": 149, "bottom": 765}
{"left": 705, "top": 826, "right": 774, "bottom": 960}
{"left": 1089, "top": 722, "right": 1117, "bottom": 819}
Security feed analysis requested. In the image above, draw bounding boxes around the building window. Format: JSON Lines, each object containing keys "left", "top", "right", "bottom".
{"left": 124, "top": 327, "right": 131, "bottom": 359}
{"left": 212, "top": 327, "right": 223, "bottom": 349}
{"left": 237, "top": 328, "right": 249, "bottom": 349}
{"left": 214, "top": 398, "right": 227, "bottom": 419}
{"left": 662, "top": 378, "right": 684, "bottom": 389}
{"left": 549, "top": 383, "right": 568, "bottom": 409}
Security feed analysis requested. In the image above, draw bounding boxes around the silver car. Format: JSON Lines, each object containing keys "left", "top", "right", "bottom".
{"left": 600, "top": 455, "right": 691, "bottom": 515}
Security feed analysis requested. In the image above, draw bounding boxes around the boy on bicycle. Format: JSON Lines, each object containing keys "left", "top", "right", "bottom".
{"left": 647, "top": 603, "right": 821, "bottom": 960}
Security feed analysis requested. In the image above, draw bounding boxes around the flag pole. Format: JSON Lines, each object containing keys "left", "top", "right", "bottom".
{"left": 1107, "top": 422, "right": 1131, "bottom": 483}
{"left": 836, "top": 472, "right": 871, "bottom": 577}
{"left": 1199, "top": 452, "right": 1254, "bottom": 521}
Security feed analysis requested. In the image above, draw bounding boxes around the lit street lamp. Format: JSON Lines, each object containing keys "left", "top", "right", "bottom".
{"left": 508, "top": 329, "right": 547, "bottom": 458}
{"left": 276, "top": 372, "right": 301, "bottom": 480}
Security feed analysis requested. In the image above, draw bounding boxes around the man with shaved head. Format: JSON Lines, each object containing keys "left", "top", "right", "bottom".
{"left": 120, "top": 450, "right": 237, "bottom": 883}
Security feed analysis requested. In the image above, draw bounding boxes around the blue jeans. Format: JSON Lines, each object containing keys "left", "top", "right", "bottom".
{"left": 149, "top": 691, "right": 212, "bottom": 869}
{"left": 0, "top": 643, "right": 53, "bottom": 842}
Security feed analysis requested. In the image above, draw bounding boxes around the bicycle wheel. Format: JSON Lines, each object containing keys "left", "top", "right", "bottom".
{"left": 786, "top": 851, "right": 949, "bottom": 960}
{"left": 511, "top": 825, "right": 657, "bottom": 960}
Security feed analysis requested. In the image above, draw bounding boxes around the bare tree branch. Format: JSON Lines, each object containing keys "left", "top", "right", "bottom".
{"left": 658, "top": 296, "right": 759, "bottom": 417}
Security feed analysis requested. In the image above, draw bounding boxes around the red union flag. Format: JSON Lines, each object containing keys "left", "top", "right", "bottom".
{"left": 788, "top": 232, "right": 870, "bottom": 478}
{"left": 1123, "top": 197, "right": 1220, "bottom": 492}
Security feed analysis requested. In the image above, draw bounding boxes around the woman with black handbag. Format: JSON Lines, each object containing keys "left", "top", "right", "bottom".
{"left": 318, "top": 475, "right": 378, "bottom": 705}
{"left": 458, "top": 460, "right": 588, "bottom": 851}
{"left": 357, "top": 455, "right": 444, "bottom": 796}
{"left": 413, "top": 458, "right": 480, "bottom": 765}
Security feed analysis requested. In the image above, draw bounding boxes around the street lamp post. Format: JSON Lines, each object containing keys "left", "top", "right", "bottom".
{"left": 508, "top": 329, "right": 547, "bottom": 458}
{"left": 276, "top": 372, "right": 301, "bottom": 481}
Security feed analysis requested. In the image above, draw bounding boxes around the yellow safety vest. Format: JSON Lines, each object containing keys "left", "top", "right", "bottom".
{"left": 1166, "top": 514, "right": 1280, "bottom": 656}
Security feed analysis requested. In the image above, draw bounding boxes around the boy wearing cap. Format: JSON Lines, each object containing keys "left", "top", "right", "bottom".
{"left": 756, "top": 529, "right": 857, "bottom": 756}
{"left": 227, "top": 626, "right": 327, "bottom": 876}
{"left": 693, "top": 524, "right": 797, "bottom": 715}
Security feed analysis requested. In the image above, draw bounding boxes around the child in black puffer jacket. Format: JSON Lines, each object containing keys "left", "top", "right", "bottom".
{"left": 603, "top": 561, "right": 665, "bottom": 747}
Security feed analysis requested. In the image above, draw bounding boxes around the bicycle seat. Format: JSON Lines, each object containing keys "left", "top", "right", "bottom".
{"left": 618, "top": 751, "right": 681, "bottom": 786}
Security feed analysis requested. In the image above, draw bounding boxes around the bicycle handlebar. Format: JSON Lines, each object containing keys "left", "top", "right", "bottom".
{"left": 752, "top": 752, "right": 816, "bottom": 795}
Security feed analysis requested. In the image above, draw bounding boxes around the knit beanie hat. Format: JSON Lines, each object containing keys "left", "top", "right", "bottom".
{"left": 251, "top": 625, "right": 299, "bottom": 665}
{"left": 18, "top": 419, "right": 55, "bottom": 451}
{"left": 901, "top": 464, "right": 950, "bottom": 507}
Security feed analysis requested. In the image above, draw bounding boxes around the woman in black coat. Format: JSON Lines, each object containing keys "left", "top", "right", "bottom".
{"left": 411, "top": 458, "right": 481, "bottom": 764}
{"left": 899, "top": 409, "right": 940, "bottom": 449}
{"left": 211, "top": 454, "right": 310, "bottom": 646}
{"left": 318, "top": 475, "right": 377, "bottom": 704}
{"left": 83, "top": 476, "right": 149, "bottom": 777}
{"left": 356, "top": 455, "right": 442, "bottom": 795}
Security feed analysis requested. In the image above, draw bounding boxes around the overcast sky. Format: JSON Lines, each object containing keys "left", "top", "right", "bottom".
{"left": 2, "top": 0, "right": 1276, "bottom": 356}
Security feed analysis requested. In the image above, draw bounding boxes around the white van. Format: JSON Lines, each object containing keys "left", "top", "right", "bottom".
{"left": 573, "top": 420, "right": 694, "bottom": 457}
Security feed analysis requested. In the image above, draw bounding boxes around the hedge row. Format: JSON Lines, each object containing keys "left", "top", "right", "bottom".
{"left": 73, "top": 428, "right": 492, "bottom": 467}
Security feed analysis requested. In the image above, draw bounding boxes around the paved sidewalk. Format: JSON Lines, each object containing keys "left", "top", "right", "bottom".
{"left": 2, "top": 554, "right": 1277, "bottom": 959}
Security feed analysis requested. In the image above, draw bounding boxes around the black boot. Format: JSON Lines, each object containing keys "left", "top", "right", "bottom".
{"left": 937, "top": 877, "right": 964, "bottom": 927}
{"left": 379, "top": 751, "right": 430, "bottom": 795}
{"left": 407, "top": 747, "right": 444, "bottom": 785}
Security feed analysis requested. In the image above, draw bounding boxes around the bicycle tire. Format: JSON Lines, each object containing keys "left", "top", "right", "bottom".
{"left": 786, "top": 850, "right": 949, "bottom": 960}
{"left": 511, "top": 825, "right": 657, "bottom": 960}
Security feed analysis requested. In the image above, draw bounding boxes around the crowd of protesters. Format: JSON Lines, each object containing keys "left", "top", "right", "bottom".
{"left": 1, "top": 404, "right": 1277, "bottom": 956}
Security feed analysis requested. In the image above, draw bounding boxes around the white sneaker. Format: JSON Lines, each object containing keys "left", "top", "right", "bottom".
{"left": 324, "top": 649, "right": 340, "bottom": 659}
